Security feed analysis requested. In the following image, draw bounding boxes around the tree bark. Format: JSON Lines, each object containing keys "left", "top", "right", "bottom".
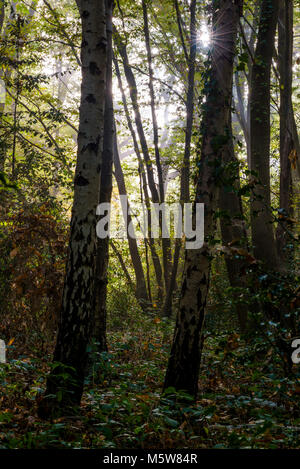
{"left": 38, "top": 0, "right": 107, "bottom": 418}
{"left": 93, "top": 0, "right": 114, "bottom": 353}
{"left": 249, "top": 0, "right": 279, "bottom": 269}
{"left": 163, "top": 0, "right": 241, "bottom": 398}
{"left": 276, "top": 0, "right": 295, "bottom": 266}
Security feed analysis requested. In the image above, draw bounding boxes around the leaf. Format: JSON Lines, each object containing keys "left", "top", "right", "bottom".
{"left": 136, "top": 394, "right": 150, "bottom": 402}
{"left": 7, "top": 338, "right": 15, "bottom": 346}
{"left": 164, "top": 417, "right": 179, "bottom": 428}
{"left": 9, "top": 248, "right": 19, "bottom": 259}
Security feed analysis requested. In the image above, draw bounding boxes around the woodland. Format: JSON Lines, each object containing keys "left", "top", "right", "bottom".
{"left": 0, "top": 0, "right": 299, "bottom": 450}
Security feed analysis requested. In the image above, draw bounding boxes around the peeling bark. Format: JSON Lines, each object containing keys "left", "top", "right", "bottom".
{"left": 38, "top": 0, "right": 107, "bottom": 418}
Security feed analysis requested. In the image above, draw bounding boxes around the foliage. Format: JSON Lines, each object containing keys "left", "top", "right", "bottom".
{"left": 0, "top": 307, "right": 299, "bottom": 449}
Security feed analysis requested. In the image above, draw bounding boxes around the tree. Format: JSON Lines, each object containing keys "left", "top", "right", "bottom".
{"left": 249, "top": 0, "right": 279, "bottom": 269}
{"left": 276, "top": 0, "right": 300, "bottom": 265}
{"left": 164, "top": 0, "right": 242, "bottom": 397}
{"left": 93, "top": 0, "right": 114, "bottom": 353}
{"left": 38, "top": 0, "right": 107, "bottom": 417}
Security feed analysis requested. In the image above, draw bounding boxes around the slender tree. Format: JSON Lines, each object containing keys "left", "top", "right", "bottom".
{"left": 114, "top": 27, "right": 173, "bottom": 297}
{"left": 249, "top": 0, "right": 279, "bottom": 269}
{"left": 142, "top": 0, "right": 172, "bottom": 292}
{"left": 276, "top": 0, "right": 299, "bottom": 265}
{"left": 93, "top": 0, "right": 114, "bottom": 353}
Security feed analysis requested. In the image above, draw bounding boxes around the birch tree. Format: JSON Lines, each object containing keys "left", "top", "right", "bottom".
{"left": 38, "top": 0, "right": 107, "bottom": 418}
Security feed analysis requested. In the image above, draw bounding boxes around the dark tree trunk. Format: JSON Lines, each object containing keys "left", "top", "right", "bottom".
{"left": 249, "top": 0, "right": 279, "bottom": 269}
{"left": 0, "top": 2, "right": 37, "bottom": 173}
{"left": 38, "top": 0, "right": 107, "bottom": 418}
{"left": 276, "top": 0, "right": 294, "bottom": 266}
{"left": 163, "top": 0, "right": 241, "bottom": 398}
{"left": 111, "top": 240, "right": 135, "bottom": 291}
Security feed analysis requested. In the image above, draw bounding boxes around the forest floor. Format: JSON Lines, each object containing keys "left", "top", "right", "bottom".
{"left": 0, "top": 309, "right": 299, "bottom": 449}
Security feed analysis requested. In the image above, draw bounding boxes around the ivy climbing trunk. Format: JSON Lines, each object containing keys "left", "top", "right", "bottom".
{"left": 38, "top": 0, "right": 107, "bottom": 418}
{"left": 163, "top": 0, "right": 241, "bottom": 397}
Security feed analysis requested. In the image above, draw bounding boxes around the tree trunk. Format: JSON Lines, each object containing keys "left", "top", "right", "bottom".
{"left": 276, "top": 0, "right": 294, "bottom": 266}
{"left": 93, "top": 0, "right": 114, "bottom": 353}
{"left": 163, "top": 0, "right": 241, "bottom": 398}
{"left": 111, "top": 240, "right": 135, "bottom": 291}
{"left": 0, "top": 1, "right": 37, "bottom": 172}
{"left": 249, "top": 0, "right": 279, "bottom": 269}
{"left": 38, "top": 0, "right": 107, "bottom": 418}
